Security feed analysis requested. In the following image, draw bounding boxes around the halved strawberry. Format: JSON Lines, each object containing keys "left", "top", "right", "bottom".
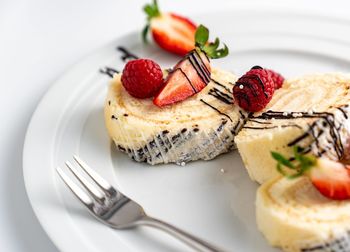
{"left": 310, "top": 158, "right": 350, "bottom": 200}
{"left": 143, "top": 0, "right": 197, "bottom": 56}
{"left": 272, "top": 146, "right": 350, "bottom": 200}
{"left": 153, "top": 25, "right": 229, "bottom": 107}
{"left": 153, "top": 67, "right": 198, "bottom": 106}
{"left": 153, "top": 50, "right": 210, "bottom": 106}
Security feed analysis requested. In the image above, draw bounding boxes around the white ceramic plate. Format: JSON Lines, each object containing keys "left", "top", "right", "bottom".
{"left": 23, "top": 7, "right": 350, "bottom": 252}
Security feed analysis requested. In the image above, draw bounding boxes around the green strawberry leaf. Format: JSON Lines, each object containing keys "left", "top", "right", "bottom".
{"left": 143, "top": 0, "right": 160, "bottom": 19}
{"left": 142, "top": 0, "right": 161, "bottom": 44}
{"left": 194, "top": 24, "right": 229, "bottom": 59}
{"left": 195, "top": 25, "right": 209, "bottom": 47}
{"left": 142, "top": 24, "right": 150, "bottom": 44}
{"left": 203, "top": 38, "right": 220, "bottom": 55}
{"left": 208, "top": 43, "right": 229, "bottom": 59}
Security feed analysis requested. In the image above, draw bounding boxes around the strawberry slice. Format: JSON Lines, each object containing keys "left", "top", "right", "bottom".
{"left": 153, "top": 67, "right": 197, "bottom": 106}
{"left": 153, "top": 25, "right": 228, "bottom": 107}
{"left": 153, "top": 50, "right": 210, "bottom": 106}
{"left": 310, "top": 158, "right": 350, "bottom": 200}
{"left": 272, "top": 146, "right": 350, "bottom": 200}
{"left": 143, "top": 0, "right": 196, "bottom": 56}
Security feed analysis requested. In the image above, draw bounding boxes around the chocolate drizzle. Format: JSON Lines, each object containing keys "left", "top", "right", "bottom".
{"left": 246, "top": 105, "right": 350, "bottom": 160}
{"left": 99, "top": 46, "right": 139, "bottom": 78}
{"left": 235, "top": 73, "right": 269, "bottom": 107}
{"left": 200, "top": 99, "right": 233, "bottom": 122}
{"left": 186, "top": 50, "right": 211, "bottom": 85}
{"left": 116, "top": 46, "right": 138, "bottom": 62}
{"left": 243, "top": 124, "right": 302, "bottom": 130}
{"left": 301, "top": 230, "right": 350, "bottom": 252}
{"left": 115, "top": 117, "right": 237, "bottom": 164}
{"left": 177, "top": 68, "right": 197, "bottom": 93}
{"left": 99, "top": 67, "right": 119, "bottom": 78}
{"left": 207, "top": 78, "right": 234, "bottom": 104}
{"left": 208, "top": 88, "right": 233, "bottom": 104}
{"left": 338, "top": 107, "right": 348, "bottom": 119}
{"left": 288, "top": 132, "right": 309, "bottom": 147}
{"left": 253, "top": 110, "right": 335, "bottom": 120}
{"left": 211, "top": 78, "right": 233, "bottom": 93}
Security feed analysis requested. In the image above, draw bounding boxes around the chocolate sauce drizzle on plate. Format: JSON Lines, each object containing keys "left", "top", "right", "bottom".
{"left": 116, "top": 46, "right": 138, "bottom": 62}
{"left": 99, "top": 67, "right": 119, "bottom": 78}
{"left": 99, "top": 46, "right": 139, "bottom": 78}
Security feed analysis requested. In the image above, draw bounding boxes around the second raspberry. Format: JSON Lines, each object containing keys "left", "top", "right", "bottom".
{"left": 233, "top": 67, "right": 275, "bottom": 112}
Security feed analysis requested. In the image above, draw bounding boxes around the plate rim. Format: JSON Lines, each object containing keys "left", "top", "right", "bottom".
{"left": 22, "top": 7, "right": 350, "bottom": 252}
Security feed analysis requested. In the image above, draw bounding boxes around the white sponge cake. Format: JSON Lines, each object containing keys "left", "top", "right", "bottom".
{"left": 235, "top": 73, "right": 350, "bottom": 184}
{"left": 105, "top": 68, "right": 249, "bottom": 165}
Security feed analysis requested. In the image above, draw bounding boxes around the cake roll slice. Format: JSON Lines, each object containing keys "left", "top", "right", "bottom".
{"left": 257, "top": 176, "right": 350, "bottom": 252}
{"left": 236, "top": 73, "right": 350, "bottom": 184}
{"left": 105, "top": 68, "right": 248, "bottom": 165}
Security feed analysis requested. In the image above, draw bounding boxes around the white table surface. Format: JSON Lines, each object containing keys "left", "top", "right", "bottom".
{"left": 1, "top": 0, "right": 350, "bottom": 251}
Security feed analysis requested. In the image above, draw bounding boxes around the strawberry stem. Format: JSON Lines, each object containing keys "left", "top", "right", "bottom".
{"left": 142, "top": 0, "right": 161, "bottom": 43}
{"left": 194, "top": 24, "right": 229, "bottom": 59}
{"left": 271, "top": 146, "right": 316, "bottom": 179}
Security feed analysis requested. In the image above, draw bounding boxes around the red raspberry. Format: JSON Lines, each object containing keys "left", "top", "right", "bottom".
{"left": 233, "top": 68, "right": 275, "bottom": 112}
{"left": 267, "top": 69, "right": 284, "bottom": 89}
{"left": 121, "top": 59, "right": 164, "bottom": 98}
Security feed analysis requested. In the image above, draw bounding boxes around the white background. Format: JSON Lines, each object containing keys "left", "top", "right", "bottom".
{"left": 1, "top": 0, "right": 350, "bottom": 251}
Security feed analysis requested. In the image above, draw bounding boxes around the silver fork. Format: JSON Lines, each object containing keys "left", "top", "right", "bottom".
{"left": 56, "top": 156, "right": 224, "bottom": 252}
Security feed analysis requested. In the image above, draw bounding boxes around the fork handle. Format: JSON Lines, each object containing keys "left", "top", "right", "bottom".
{"left": 138, "top": 216, "right": 224, "bottom": 252}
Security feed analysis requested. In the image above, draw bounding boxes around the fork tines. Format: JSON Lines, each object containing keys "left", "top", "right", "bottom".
{"left": 56, "top": 155, "right": 117, "bottom": 212}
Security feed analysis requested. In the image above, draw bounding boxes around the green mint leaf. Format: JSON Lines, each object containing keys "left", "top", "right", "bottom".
{"left": 300, "top": 155, "right": 316, "bottom": 169}
{"left": 271, "top": 151, "right": 295, "bottom": 169}
{"left": 276, "top": 163, "right": 288, "bottom": 177}
{"left": 272, "top": 146, "right": 316, "bottom": 179}
{"left": 287, "top": 172, "right": 304, "bottom": 179}
{"left": 195, "top": 25, "right": 209, "bottom": 47}
{"left": 293, "top": 145, "right": 304, "bottom": 162}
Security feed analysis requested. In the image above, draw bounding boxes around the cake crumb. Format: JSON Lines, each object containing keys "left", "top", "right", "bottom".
{"left": 220, "top": 168, "right": 226, "bottom": 173}
{"left": 292, "top": 113, "right": 302, "bottom": 118}
{"left": 180, "top": 162, "right": 186, "bottom": 167}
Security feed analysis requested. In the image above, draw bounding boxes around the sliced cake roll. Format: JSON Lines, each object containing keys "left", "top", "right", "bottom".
{"left": 235, "top": 73, "right": 350, "bottom": 184}
{"left": 105, "top": 68, "right": 248, "bottom": 165}
{"left": 257, "top": 176, "right": 350, "bottom": 252}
